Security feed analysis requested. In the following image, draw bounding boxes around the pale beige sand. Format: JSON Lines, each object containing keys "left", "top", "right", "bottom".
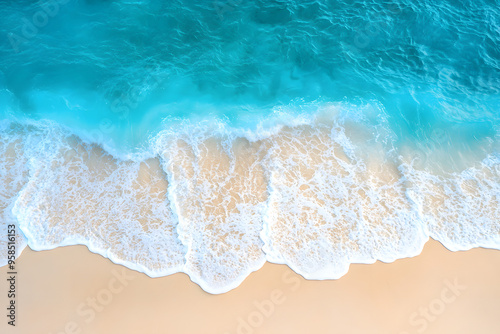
{"left": 1, "top": 239, "right": 500, "bottom": 334}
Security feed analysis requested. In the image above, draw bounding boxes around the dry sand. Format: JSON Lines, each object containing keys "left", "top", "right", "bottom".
{"left": 1, "top": 238, "right": 500, "bottom": 334}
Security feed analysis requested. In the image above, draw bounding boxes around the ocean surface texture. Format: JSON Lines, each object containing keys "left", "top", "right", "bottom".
{"left": 1, "top": 0, "right": 499, "bottom": 293}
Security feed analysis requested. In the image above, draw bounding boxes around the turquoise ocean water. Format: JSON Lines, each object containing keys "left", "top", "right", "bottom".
{"left": 0, "top": 0, "right": 499, "bottom": 293}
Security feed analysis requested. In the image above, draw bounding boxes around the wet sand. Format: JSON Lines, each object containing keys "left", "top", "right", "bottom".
{"left": 1, "top": 238, "right": 500, "bottom": 334}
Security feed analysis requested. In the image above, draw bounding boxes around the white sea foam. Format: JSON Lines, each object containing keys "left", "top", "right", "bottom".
{"left": 261, "top": 105, "right": 428, "bottom": 279}
{"left": 11, "top": 121, "right": 185, "bottom": 276}
{"left": 1, "top": 103, "right": 499, "bottom": 293}
{"left": 0, "top": 122, "right": 29, "bottom": 266}
{"left": 405, "top": 154, "right": 500, "bottom": 251}
{"left": 154, "top": 126, "right": 268, "bottom": 293}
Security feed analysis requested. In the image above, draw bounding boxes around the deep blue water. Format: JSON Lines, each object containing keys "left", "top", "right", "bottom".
{"left": 1, "top": 0, "right": 498, "bottom": 151}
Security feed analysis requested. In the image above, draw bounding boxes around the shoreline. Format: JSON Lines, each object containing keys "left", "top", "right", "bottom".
{"left": 2, "top": 239, "right": 500, "bottom": 333}
{"left": 2, "top": 114, "right": 500, "bottom": 293}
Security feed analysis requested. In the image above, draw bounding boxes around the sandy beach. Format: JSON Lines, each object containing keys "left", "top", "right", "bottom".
{"left": 2, "top": 238, "right": 500, "bottom": 334}
{"left": 1, "top": 1, "right": 499, "bottom": 333}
